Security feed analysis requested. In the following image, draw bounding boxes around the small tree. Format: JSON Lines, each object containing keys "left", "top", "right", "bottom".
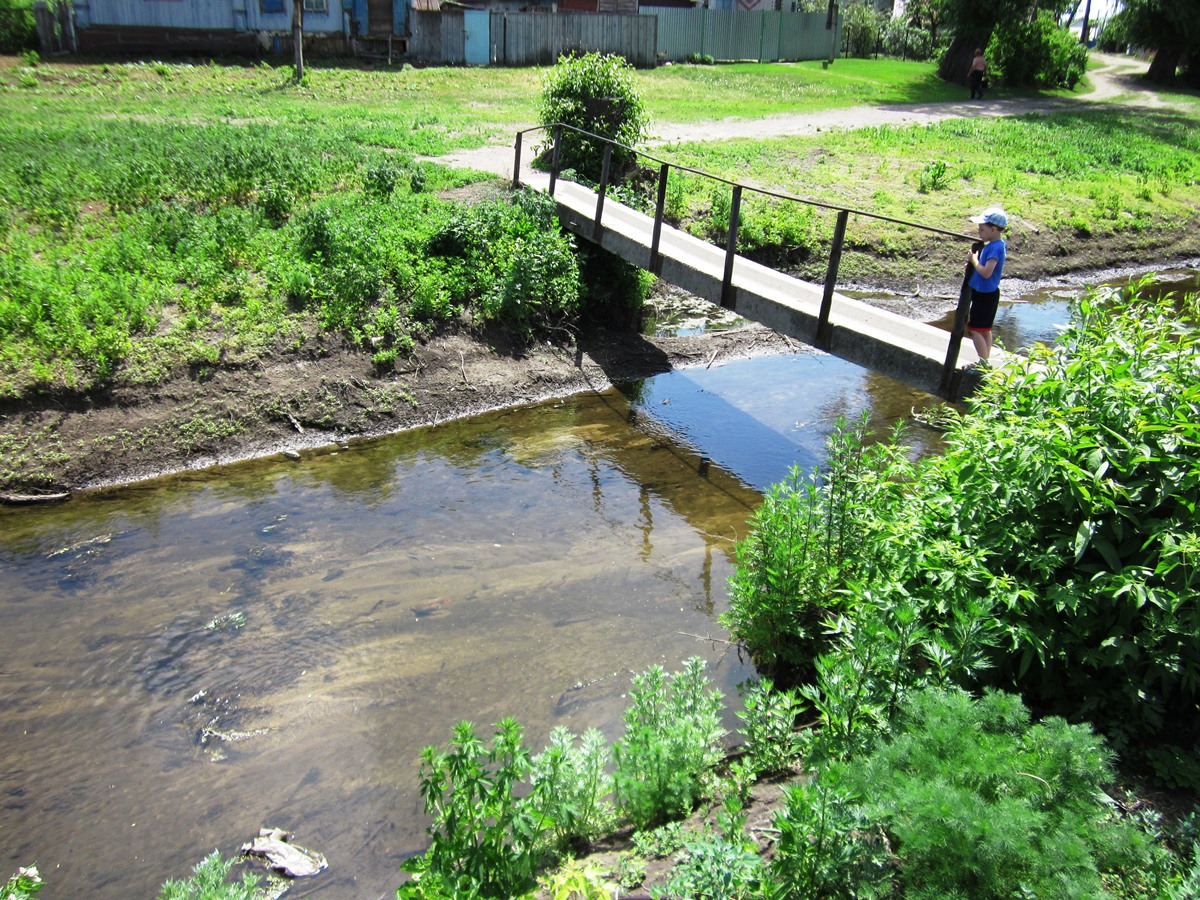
{"left": 538, "top": 52, "right": 649, "bottom": 183}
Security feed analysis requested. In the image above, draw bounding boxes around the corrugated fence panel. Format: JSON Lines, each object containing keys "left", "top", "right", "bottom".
{"left": 778, "top": 11, "right": 839, "bottom": 61}
{"left": 652, "top": 8, "right": 700, "bottom": 62}
{"left": 650, "top": 9, "right": 838, "bottom": 63}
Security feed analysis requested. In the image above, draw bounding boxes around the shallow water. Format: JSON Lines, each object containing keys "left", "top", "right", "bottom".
{"left": 1, "top": 390, "right": 773, "bottom": 898}
{"left": 2, "top": 266, "right": 1191, "bottom": 897}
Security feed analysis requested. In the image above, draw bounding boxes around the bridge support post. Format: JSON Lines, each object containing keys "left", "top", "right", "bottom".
{"left": 721, "top": 185, "right": 742, "bottom": 309}
{"left": 593, "top": 144, "right": 613, "bottom": 243}
{"left": 649, "top": 162, "right": 669, "bottom": 276}
{"left": 939, "top": 259, "right": 976, "bottom": 398}
{"left": 512, "top": 132, "right": 523, "bottom": 190}
{"left": 817, "top": 208, "right": 849, "bottom": 350}
{"left": 548, "top": 126, "right": 562, "bottom": 197}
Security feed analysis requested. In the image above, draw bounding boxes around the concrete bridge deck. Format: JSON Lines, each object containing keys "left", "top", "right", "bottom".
{"left": 514, "top": 167, "right": 986, "bottom": 401}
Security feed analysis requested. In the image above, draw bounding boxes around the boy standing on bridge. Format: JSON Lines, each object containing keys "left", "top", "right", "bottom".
{"left": 966, "top": 205, "right": 1008, "bottom": 364}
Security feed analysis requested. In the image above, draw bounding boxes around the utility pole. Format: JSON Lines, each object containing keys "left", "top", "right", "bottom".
{"left": 292, "top": 0, "right": 304, "bottom": 82}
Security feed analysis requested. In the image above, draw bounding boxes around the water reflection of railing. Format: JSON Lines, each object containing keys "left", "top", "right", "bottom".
{"left": 513, "top": 122, "right": 982, "bottom": 397}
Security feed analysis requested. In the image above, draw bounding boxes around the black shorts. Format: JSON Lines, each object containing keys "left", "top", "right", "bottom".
{"left": 968, "top": 288, "right": 1000, "bottom": 330}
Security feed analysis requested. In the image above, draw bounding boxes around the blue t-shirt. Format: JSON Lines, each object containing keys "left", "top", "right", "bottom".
{"left": 969, "top": 238, "right": 1006, "bottom": 292}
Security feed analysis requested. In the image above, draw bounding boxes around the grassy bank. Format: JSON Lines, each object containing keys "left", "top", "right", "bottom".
{"left": 1, "top": 53, "right": 1198, "bottom": 482}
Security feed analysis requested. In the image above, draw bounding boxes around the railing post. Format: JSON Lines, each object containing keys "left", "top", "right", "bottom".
{"left": 512, "top": 131, "right": 523, "bottom": 190}
{"left": 720, "top": 185, "right": 742, "bottom": 309}
{"left": 593, "top": 143, "right": 612, "bottom": 243}
{"left": 817, "top": 209, "right": 849, "bottom": 350}
{"left": 649, "top": 162, "right": 669, "bottom": 276}
{"left": 939, "top": 254, "right": 977, "bottom": 398}
{"left": 548, "top": 125, "right": 562, "bottom": 197}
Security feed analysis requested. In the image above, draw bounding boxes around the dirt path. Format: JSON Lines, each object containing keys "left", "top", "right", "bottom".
{"left": 433, "top": 53, "right": 1173, "bottom": 176}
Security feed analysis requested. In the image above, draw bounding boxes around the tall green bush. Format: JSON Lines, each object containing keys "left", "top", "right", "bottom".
{"left": 538, "top": 52, "right": 649, "bottom": 182}
{"left": 990, "top": 10, "right": 1089, "bottom": 89}
{"left": 723, "top": 282, "right": 1200, "bottom": 746}
{"left": 426, "top": 189, "right": 582, "bottom": 341}
{"left": 401, "top": 718, "right": 551, "bottom": 899}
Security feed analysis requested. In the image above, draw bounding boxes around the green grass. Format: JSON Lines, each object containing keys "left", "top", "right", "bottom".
{"left": 1, "top": 52, "right": 1197, "bottom": 400}
{"left": 655, "top": 108, "right": 1200, "bottom": 235}
{"left": 635, "top": 58, "right": 964, "bottom": 121}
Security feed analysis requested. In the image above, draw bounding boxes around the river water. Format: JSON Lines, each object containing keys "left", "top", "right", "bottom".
{"left": 0, "top": 268, "right": 1192, "bottom": 898}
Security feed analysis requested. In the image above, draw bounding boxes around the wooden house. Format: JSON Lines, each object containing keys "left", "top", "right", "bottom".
{"left": 69, "top": 0, "right": 409, "bottom": 58}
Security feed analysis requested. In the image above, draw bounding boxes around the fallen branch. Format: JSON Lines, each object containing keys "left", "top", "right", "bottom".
{"left": 678, "top": 631, "right": 737, "bottom": 645}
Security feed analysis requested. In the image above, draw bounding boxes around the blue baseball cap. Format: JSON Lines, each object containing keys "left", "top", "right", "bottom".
{"left": 971, "top": 206, "right": 1008, "bottom": 228}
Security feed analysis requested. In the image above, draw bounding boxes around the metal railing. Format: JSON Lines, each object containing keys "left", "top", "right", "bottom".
{"left": 513, "top": 122, "right": 982, "bottom": 397}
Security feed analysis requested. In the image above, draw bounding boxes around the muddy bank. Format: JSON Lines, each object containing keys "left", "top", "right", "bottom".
{"left": 0, "top": 314, "right": 796, "bottom": 495}
{"left": 1, "top": 244, "right": 1196, "bottom": 497}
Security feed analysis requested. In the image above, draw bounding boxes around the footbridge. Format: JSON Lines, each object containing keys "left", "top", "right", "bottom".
{"left": 510, "top": 124, "right": 989, "bottom": 401}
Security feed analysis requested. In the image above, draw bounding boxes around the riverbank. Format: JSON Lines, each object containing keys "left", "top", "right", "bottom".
{"left": 2, "top": 247, "right": 1197, "bottom": 498}
{"left": 2, "top": 50, "right": 1198, "bottom": 497}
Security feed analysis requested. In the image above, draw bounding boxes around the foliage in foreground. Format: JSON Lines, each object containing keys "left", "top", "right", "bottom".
{"left": 399, "top": 659, "right": 728, "bottom": 898}
{"left": 723, "top": 281, "right": 1200, "bottom": 748}
{"left": 395, "top": 656, "right": 1196, "bottom": 899}
{"left": 1, "top": 865, "right": 42, "bottom": 900}
{"left": 156, "top": 851, "right": 261, "bottom": 900}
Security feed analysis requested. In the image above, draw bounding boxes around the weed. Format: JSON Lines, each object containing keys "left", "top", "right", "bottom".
{"left": 735, "top": 678, "right": 804, "bottom": 776}
{"left": 157, "top": 851, "right": 261, "bottom": 900}
{"left": 915, "top": 159, "right": 950, "bottom": 193}
{"left": 614, "top": 657, "right": 725, "bottom": 829}
{"left": 401, "top": 718, "right": 550, "bottom": 898}
{"left": 539, "top": 860, "right": 618, "bottom": 900}
{"left": 530, "top": 727, "right": 616, "bottom": 849}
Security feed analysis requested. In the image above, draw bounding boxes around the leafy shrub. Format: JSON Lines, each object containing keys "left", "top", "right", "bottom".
{"left": 427, "top": 190, "right": 582, "bottom": 341}
{"left": 881, "top": 20, "right": 934, "bottom": 61}
{"left": 401, "top": 718, "right": 550, "bottom": 899}
{"left": 654, "top": 833, "right": 763, "bottom": 899}
{"left": 722, "top": 418, "right": 913, "bottom": 677}
{"left": 538, "top": 52, "right": 650, "bottom": 182}
{"left": 725, "top": 283, "right": 1200, "bottom": 746}
{"left": 0, "top": 7, "right": 36, "bottom": 54}
{"left": 842, "top": 2, "right": 886, "bottom": 58}
{"left": 157, "top": 851, "right": 261, "bottom": 900}
{"left": 614, "top": 657, "right": 725, "bottom": 829}
{"left": 770, "top": 780, "right": 889, "bottom": 897}
{"left": 363, "top": 161, "right": 400, "bottom": 198}
{"left": 991, "top": 10, "right": 1088, "bottom": 89}
{"left": 839, "top": 687, "right": 1149, "bottom": 898}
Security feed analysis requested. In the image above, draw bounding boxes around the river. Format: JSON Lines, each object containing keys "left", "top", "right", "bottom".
{"left": 0, "top": 267, "right": 1193, "bottom": 898}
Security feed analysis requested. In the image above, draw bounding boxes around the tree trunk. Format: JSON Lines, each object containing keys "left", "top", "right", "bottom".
{"left": 1146, "top": 46, "right": 1182, "bottom": 84}
{"left": 292, "top": 0, "right": 304, "bottom": 82}
{"left": 937, "top": 33, "right": 992, "bottom": 85}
